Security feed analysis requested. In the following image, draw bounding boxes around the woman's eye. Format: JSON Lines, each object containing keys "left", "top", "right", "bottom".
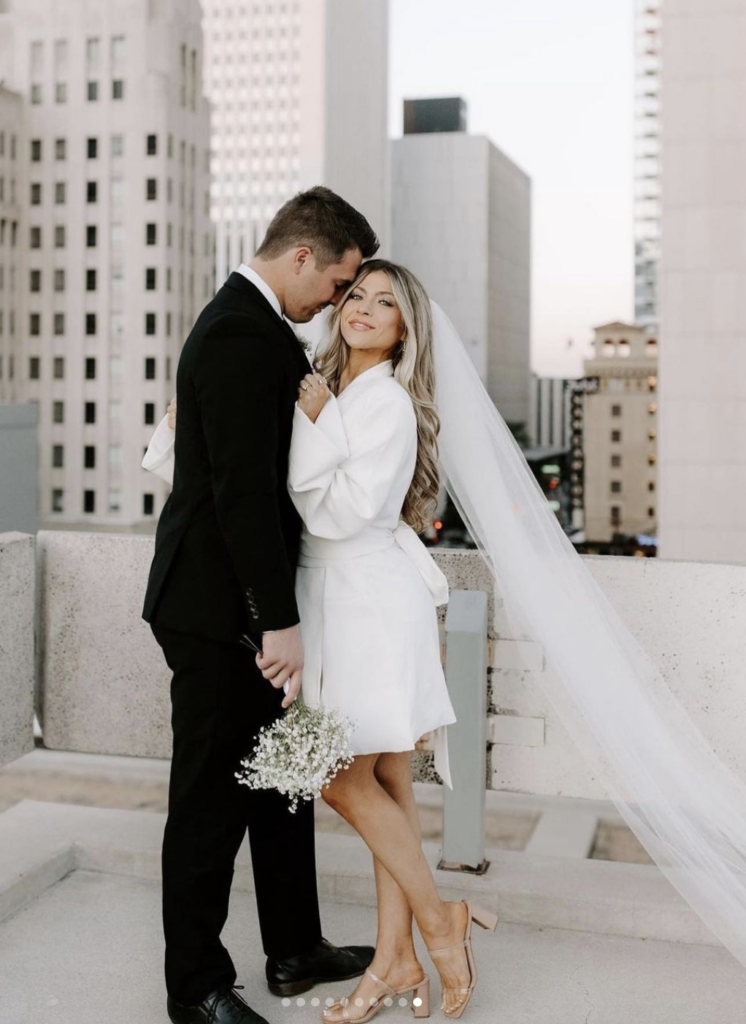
{"left": 379, "top": 300, "right": 393, "bottom": 307}
{"left": 348, "top": 292, "right": 361, "bottom": 301}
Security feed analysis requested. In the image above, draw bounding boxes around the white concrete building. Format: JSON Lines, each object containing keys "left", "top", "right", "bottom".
{"left": 0, "top": 85, "right": 25, "bottom": 407}
{"left": 202, "top": 0, "right": 390, "bottom": 284}
{"left": 634, "top": 0, "right": 661, "bottom": 332}
{"left": 581, "top": 322, "right": 658, "bottom": 544}
{"left": 0, "top": 0, "right": 212, "bottom": 530}
{"left": 391, "top": 122, "right": 531, "bottom": 427}
{"left": 658, "top": 0, "right": 746, "bottom": 564}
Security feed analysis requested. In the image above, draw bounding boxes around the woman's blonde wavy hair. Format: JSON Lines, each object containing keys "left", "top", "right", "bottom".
{"left": 314, "top": 259, "right": 440, "bottom": 534}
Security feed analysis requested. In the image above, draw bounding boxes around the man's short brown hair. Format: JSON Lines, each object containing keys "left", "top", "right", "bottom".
{"left": 255, "top": 186, "right": 379, "bottom": 268}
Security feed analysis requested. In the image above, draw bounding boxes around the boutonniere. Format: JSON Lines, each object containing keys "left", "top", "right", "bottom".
{"left": 293, "top": 332, "right": 313, "bottom": 355}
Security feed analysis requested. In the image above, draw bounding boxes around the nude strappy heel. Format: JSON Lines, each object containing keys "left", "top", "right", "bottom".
{"left": 321, "top": 968, "right": 431, "bottom": 1023}
{"left": 428, "top": 901, "right": 498, "bottom": 1019}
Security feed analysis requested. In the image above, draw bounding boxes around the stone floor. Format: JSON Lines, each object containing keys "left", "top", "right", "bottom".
{"left": 0, "top": 868, "right": 743, "bottom": 1024}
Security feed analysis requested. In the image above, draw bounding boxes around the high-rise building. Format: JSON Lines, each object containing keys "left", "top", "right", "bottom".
{"left": 634, "top": 0, "right": 661, "bottom": 332}
{"left": 529, "top": 375, "right": 571, "bottom": 452}
{"left": 0, "top": 0, "right": 212, "bottom": 529}
{"left": 658, "top": 0, "right": 746, "bottom": 563}
{"left": 0, "top": 84, "right": 25, "bottom": 407}
{"left": 391, "top": 99, "right": 531, "bottom": 427}
{"left": 580, "top": 322, "right": 658, "bottom": 544}
{"left": 202, "top": 0, "right": 390, "bottom": 285}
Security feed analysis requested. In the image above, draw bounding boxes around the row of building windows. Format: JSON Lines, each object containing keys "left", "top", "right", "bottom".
{"left": 610, "top": 402, "right": 658, "bottom": 416}
{"left": 609, "top": 429, "right": 657, "bottom": 443}
{"left": 30, "top": 134, "right": 198, "bottom": 165}
{"left": 30, "top": 178, "right": 161, "bottom": 204}
{"left": 26, "top": 223, "right": 201, "bottom": 253}
{"left": 41, "top": 401, "right": 160, "bottom": 425}
{"left": 26, "top": 312, "right": 168, "bottom": 337}
{"left": 31, "top": 81, "right": 124, "bottom": 105}
{"left": 51, "top": 490, "right": 155, "bottom": 516}
{"left": 610, "top": 506, "right": 656, "bottom": 526}
{"left": 28, "top": 268, "right": 166, "bottom": 292}
{"left": 23, "top": 357, "right": 161, "bottom": 381}
{"left": 610, "top": 480, "right": 657, "bottom": 494}
{"left": 0, "top": 356, "right": 171, "bottom": 382}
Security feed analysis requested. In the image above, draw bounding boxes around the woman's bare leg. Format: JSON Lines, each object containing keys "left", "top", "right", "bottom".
{"left": 320, "top": 753, "right": 472, "bottom": 1017}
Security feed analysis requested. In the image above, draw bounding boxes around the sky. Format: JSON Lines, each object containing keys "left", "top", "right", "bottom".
{"left": 388, "top": 0, "right": 636, "bottom": 378}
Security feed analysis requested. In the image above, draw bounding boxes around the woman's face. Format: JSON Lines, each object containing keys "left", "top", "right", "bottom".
{"left": 340, "top": 270, "right": 404, "bottom": 359}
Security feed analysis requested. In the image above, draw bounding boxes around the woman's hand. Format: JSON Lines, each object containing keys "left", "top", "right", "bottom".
{"left": 297, "top": 373, "right": 331, "bottom": 424}
{"left": 167, "top": 396, "right": 177, "bottom": 431}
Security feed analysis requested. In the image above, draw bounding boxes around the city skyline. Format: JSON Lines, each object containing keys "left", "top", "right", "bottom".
{"left": 389, "top": 0, "right": 635, "bottom": 379}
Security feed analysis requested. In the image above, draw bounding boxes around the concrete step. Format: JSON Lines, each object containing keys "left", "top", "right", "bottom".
{"left": 0, "top": 799, "right": 719, "bottom": 949}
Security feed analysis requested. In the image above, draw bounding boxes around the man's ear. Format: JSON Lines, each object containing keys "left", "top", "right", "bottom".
{"left": 293, "top": 246, "right": 313, "bottom": 274}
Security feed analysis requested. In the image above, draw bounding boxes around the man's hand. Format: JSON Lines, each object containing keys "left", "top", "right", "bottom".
{"left": 256, "top": 624, "right": 304, "bottom": 709}
{"left": 297, "top": 373, "right": 331, "bottom": 424}
{"left": 167, "top": 395, "right": 177, "bottom": 431}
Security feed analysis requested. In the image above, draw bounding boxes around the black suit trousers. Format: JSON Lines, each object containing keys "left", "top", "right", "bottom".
{"left": 152, "top": 624, "right": 323, "bottom": 1006}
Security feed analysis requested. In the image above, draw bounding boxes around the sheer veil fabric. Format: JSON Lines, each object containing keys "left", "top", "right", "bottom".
{"left": 431, "top": 301, "right": 746, "bottom": 966}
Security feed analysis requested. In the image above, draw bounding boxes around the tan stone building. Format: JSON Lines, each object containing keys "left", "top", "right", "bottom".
{"left": 581, "top": 321, "right": 658, "bottom": 543}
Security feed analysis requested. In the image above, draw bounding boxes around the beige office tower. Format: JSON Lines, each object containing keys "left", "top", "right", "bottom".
{"left": 581, "top": 322, "right": 658, "bottom": 544}
{"left": 0, "top": 84, "right": 25, "bottom": 407}
{"left": 0, "top": 0, "right": 212, "bottom": 529}
{"left": 658, "top": 0, "right": 746, "bottom": 563}
{"left": 202, "top": 0, "right": 390, "bottom": 285}
{"left": 634, "top": 0, "right": 661, "bottom": 333}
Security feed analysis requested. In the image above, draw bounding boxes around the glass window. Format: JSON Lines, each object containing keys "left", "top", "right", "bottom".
{"left": 30, "top": 182, "right": 41, "bottom": 204}
{"left": 146, "top": 223, "right": 157, "bottom": 245}
{"left": 145, "top": 357, "right": 156, "bottom": 379}
{"left": 29, "top": 357, "right": 40, "bottom": 379}
{"left": 54, "top": 269, "right": 65, "bottom": 292}
{"left": 87, "top": 181, "right": 97, "bottom": 203}
{"left": 53, "top": 401, "right": 64, "bottom": 424}
{"left": 86, "top": 268, "right": 97, "bottom": 291}
{"left": 55, "top": 138, "right": 66, "bottom": 160}
{"left": 111, "top": 135, "right": 124, "bottom": 157}
{"left": 86, "top": 37, "right": 100, "bottom": 75}
{"left": 31, "top": 139, "right": 42, "bottom": 161}
{"left": 84, "top": 402, "right": 96, "bottom": 424}
{"left": 55, "top": 82, "right": 67, "bottom": 104}
{"left": 146, "top": 178, "right": 157, "bottom": 201}
{"left": 144, "top": 403, "right": 156, "bottom": 425}
{"left": 147, "top": 134, "right": 157, "bottom": 156}
{"left": 84, "top": 446, "right": 96, "bottom": 469}
{"left": 53, "top": 357, "right": 64, "bottom": 379}
{"left": 145, "top": 313, "right": 156, "bottom": 335}
{"left": 31, "top": 226, "right": 42, "bottom": 248}
{"left": 112, "top": 79, "right": 124, "bottom": 100}
{"left": 87, "top": 81, "right": 99, "bottom": 101}
{"left": 52, "top": 445, "right": 64, "bottom": 469}
{"left": 29, "top": 314, "right": 40, "bottom": 336}
{"left": 52, "top": 489, "right": 64, "bottom": 513}
{"left": 85, "top": 357, "right": 96, "bottom": 380}
{"left": 86, "top": 225, "right": 97, "bottom": 247}
{"left": 54, "top": 313, "right": 65, "bottom": 336}
{"left": 30, "top": 269, "right": 41, "bottom": 292}
{"left": 143, "top": 493, "right": 155, "bottom": 516}
{"left": 31, "top": 84, "right": 42, "bottom": 105}
{"left": 55, "top": 225, "right": 65, "bottom": 248}
{"left": 83, "top": 490, "right": 96, "bottom": 514}
{"left": 55, "top": 181, "right": 66, "bottom": 204}
{"left": 86, "top": 313, "right": 97, "bottom": 335}
{"left": 87, "top": 137, "right": 98, "bottom": 159}
{"left": 145, "top": 267, "right": 156, "bottom": 290}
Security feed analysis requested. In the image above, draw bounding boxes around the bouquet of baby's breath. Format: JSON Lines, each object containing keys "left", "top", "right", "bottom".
{"left": 235, "top": 701, "right": 354, "bottom": 813}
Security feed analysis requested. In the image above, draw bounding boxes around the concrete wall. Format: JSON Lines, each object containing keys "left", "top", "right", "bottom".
{"left": 0, "top": 533, "right": 35, "bottom": 767}
{"left": 32, "top": 531, "right": 746, "bottom": 802}
{"left": 0, "top": 404, "right": 38, "bottom": 535}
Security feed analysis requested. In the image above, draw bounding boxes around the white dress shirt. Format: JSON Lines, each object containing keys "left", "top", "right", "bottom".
{"left": 236, "top": 263, "right": 284, "bottom": 321}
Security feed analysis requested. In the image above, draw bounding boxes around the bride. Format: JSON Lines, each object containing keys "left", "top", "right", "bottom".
{"left": 152, "top": 254, "right": 746, "bottom": 1013}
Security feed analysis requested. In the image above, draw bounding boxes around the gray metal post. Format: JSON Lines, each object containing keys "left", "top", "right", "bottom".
{"left": 439, "top": 589, "right": 490, "bottom": 874}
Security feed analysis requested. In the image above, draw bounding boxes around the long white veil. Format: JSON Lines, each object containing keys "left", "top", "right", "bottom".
{"left": 431, "top": 300, "right": 746, "bottom": 966}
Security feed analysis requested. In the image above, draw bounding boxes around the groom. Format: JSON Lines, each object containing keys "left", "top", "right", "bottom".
{"left": 143, "top": 186, "right": 379, "bottom": 1024}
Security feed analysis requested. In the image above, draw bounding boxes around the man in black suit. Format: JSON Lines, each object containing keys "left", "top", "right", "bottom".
{"left": 143, "top": 187, "right": 379, "bottom": 1024}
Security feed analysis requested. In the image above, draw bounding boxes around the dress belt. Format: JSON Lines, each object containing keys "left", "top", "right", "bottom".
{"left": 298, "top": 520, "right": 449, "bottom": 607}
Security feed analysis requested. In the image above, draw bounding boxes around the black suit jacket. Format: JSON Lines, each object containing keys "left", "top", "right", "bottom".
{"left": 142, "top": 272, "right": 313, "bottom": 643}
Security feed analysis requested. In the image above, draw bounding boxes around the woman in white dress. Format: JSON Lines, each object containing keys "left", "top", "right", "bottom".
{"left": 271, "top": 260, "right": 497, "bottom": 1022}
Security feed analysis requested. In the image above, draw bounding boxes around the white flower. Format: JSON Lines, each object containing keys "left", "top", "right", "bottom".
{"left": 235, "top": 701, "right": 355, "bottom": 813}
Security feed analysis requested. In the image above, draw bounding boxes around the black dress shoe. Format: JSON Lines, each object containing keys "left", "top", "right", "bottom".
{"left": 167, "top": 984, "right": 269, "bottom": 1024}
{"left": 266, "top": 937, "right": 375, "bottom": 997}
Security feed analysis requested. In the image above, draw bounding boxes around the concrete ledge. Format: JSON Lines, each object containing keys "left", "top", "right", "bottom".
{"left": 0, "top": 532, "right": 35, "bottom": 769}
{"left": 0, "top": 800, "right": 719, "bottom": 950}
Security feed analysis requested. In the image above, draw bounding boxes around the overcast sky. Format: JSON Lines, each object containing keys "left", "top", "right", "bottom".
{"left": 389, "top": 0, "right": 635, "bottom": 378}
